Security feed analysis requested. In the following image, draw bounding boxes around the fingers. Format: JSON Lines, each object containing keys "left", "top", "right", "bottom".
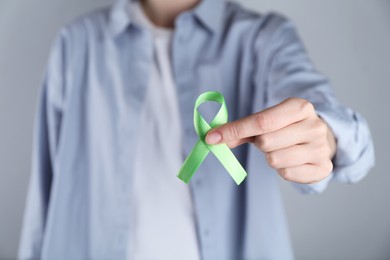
{"left": 255, "top": 118, "right": 328, "bottom": 152}
{"left": 265, "top": 143, "right": 330, "bottom": 169}
{"left": 203, "top": 97, "right": 335, "bottom": 185}
{"left": 277, "top": 163, "right": 333, "bottom": 184}
{"left": 262, "top": 125, "right": 333, "bottom": 185}
{"left": 206, "top": 98, "right": 315, "bottom": 145}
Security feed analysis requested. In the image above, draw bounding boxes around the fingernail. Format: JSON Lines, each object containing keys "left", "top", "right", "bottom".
{"left": 206, "top": 131, "right": 222, "bottom": 145}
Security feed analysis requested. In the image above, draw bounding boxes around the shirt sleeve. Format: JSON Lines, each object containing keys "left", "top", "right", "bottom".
{"left": 18, "top": 30, "right": 67, "bottom": 259}
{"left": 254, "top": 14, "right": 375, "bottom": 194}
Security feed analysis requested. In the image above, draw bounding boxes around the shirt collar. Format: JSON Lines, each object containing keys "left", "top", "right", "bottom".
{"left": 192, "top": 0, "right": 224, "bottom": 33}
{"left": 108, "top": 0, "right": 132, "bottom": 37}
{"left": 108, "top": 0, "right": 224, "bottom": 37}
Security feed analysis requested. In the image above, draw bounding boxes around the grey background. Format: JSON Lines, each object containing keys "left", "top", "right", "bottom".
{"left": 0, "top": 0, "right": 389, "bottom": 259}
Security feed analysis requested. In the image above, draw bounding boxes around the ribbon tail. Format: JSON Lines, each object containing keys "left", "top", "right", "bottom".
{"left": 177, "top": 140, "right": 209, "bottom": 184}
{"left": 210, "top": 144, "right": 247, "bottom": 185}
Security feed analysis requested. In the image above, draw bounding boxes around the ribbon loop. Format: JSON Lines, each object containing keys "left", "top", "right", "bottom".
{"left": 193, "top": 92, "right": 228, "bottom": 138}
{"left": 177, "top": 91, "right": 248, "bottom": 185}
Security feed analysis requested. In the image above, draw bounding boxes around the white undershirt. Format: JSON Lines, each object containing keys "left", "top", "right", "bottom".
{"left": 128, "top": 2, "right": 200, "bottom": 260}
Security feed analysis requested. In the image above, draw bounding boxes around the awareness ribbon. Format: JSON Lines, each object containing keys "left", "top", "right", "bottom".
{"left": 177, "top": 91, "right": 248, "bottom": 185}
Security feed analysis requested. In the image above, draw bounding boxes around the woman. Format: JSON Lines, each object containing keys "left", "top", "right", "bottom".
{"left": 19, "top": 0, "right": 374, "bottom": 259}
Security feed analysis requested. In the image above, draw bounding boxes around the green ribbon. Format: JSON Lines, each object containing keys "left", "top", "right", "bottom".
{"left": 177, "top": 91, "right": 247, "bottom": 185}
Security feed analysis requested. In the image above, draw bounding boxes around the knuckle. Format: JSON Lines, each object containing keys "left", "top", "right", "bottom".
{"left": 286, "top": 98, "right": 315, "bottom": 116}
{"left": 297, "top": 98, "right": 315, "bottom": 115}
{"left": 226, "top": 124, "right": 240, "bottom": 141}
{"left": 285, "top": 97, "right": 301, "bottom": 103}
{"left": 255, "top": 135, "right": 271, "bottom": 151}
{"left": 280, "top": 168, "right": 293, "bottom": 181}
{"left": 318, "top": 144, "right": 330, "bottom": 157}
{"left": 323, "top": 145, "right": 332, "bottom": 158}
{"left": 254, "top": 136, "right": 263, "bottom": 150}
{"left": 313, "top": 120, "right": 327, "bottom": 137}
{"left": 324, "top": 160, "right": 334, "bottom": 174}
{"left": 302, "top": 100, "right": 315, "bottom": 113}
{"left": 255, "top": 113, "right": 271, "bottom": 132}
{"left": 266, "top": 152, "right": 279, "bottom": 169}
{"left": 313, "top": 144, "right": 331, "bottom": 161}
{"left": 315, "top": 162, "right": 333, "bottom": 182}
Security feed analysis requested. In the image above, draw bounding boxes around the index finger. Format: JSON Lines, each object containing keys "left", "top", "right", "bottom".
{"left": 205, "top": 98, "right": 314, "bottom": 145}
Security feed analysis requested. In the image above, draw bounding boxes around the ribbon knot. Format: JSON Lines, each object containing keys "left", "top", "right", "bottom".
{"left": 177, "top": 91, "right": 247, "bottom": 185}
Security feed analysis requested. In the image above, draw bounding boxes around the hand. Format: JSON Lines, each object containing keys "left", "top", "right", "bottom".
{"left": 205, "top": 98, "right": 337, "bottom": 184}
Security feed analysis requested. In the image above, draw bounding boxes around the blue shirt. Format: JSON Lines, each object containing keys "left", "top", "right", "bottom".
{"left": 19, "top": 0, "right": 375, "bottom": 259}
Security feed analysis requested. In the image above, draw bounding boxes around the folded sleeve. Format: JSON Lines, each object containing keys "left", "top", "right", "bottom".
{"left": 253, "top": 14, "right": 375, "bottom": 194}
{"left": 18, "top": 30, "right": 67, "bottom": 259}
